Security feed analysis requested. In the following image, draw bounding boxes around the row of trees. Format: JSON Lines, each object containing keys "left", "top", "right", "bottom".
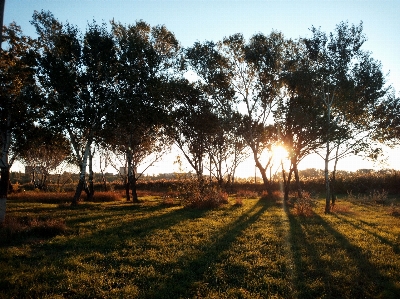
{"left": 1, "top": 10, "right": 399, "bottom": 221}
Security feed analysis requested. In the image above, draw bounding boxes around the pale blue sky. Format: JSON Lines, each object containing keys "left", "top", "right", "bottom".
{"left": 4, "top": 0, "right": 400, "bottom": 173}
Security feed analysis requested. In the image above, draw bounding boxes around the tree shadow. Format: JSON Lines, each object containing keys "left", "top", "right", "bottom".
{"left": 141, "top": 199, "right": 271, "bottom": 298}
{"left": 332, "top": 213, "right": 400, "bottom": 254}
{"left": 287, "top": 211, "right": 400, "bottom": 298}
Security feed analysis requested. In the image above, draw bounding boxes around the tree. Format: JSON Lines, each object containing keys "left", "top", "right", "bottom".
{"left": 170, "top": 79, "right": 217, "bottom": 181}
{"left": 108, "top": 21, "right": 179, "bottom": 202}
{"left": 374, "top": 93, "right": 400, "bottom": 144}
{"left": 0, "top": 22, "right": 39, "bottom": 222}
{"left": 303, "top": 21, "right": 387, "bottom": 213}
{"left": 18, "top": 126, "right": 71, "bottom": 190}
{"left": 276, "top": 39, "right": 326, "bottom": 201}
{"left": 221, "top": 32, "right": 285, "bottom": 196}
{"left": 32, "top": 11, "right": 117, "bottom": 204}
{"left": 184, "top": 41, "right": 244, "bottom": 188}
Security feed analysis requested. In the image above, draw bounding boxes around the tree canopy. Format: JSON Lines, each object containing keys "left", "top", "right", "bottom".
{"left": 0, "top": 13, "right": 393, "bottom": 219}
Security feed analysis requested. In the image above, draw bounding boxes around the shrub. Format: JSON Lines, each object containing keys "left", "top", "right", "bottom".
{"left": 178, "top": 179, "right": 228, "bottom": 209}
{"left": 292, "top": 192, "right": 315, "bottom": 217}
{"left": 389, "top": 204, "right": 400, "bottom": 217}
{"left": 346, "top": 189, "right": 389, "bottom": 205}
{"left": 234, "top": 197, "right": 244, "bottom": 207}
{"left": 369, "top": 189, "right": 388, "bottom": 205}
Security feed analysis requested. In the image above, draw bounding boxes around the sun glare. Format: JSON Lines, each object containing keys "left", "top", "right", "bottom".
{"left": 272, "top": 145, "right": 288, "bottom": 165}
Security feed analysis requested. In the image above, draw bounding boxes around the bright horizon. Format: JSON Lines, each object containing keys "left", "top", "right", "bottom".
{"left": 4, "top": 0, "right": 400, "bottom": 175}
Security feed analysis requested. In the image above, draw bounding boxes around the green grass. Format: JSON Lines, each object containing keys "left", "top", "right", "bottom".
{"left": 1, "top": 195, "right": 400, "bottom": 298}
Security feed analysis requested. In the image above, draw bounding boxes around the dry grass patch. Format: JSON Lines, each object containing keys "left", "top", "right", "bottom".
{"left": 0, "top": 215, "right": 67, "bottom": 245}
{"left": 331, "top": 202, "right": 353, "bottom": 214}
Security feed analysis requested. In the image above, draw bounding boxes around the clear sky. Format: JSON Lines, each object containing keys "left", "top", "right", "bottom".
{"left": 4, "top": 0, "right": 400, "bottom": 175}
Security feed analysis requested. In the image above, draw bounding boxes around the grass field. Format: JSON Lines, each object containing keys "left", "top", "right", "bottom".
{"left": 1, "top": 193, "right": 400, "bottom": 298}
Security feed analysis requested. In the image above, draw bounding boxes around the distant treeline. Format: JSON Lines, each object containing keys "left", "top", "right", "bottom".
{"left": 10, "top": 169, "right": 400, "bottom": 195}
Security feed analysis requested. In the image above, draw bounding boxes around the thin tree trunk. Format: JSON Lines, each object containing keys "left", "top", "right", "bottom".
{"left": 0, "top": 113, "right": 11, "bottom": 223}
{"left": 331, "top": 153, "right": 340, "bottom": 208}
{"left": 324, "top": 142, "right": 331, "bottom": 213}
{"left": 293, "top": 163, "right": 302, "bottom": 199}
{"left": 324, "top": 95, "right": 332, "bottom": 214}
{"left": 0, "top": 166, "right": 9, "bottom": 223}
{"left": 87, "top": 148, "right": 94, "bottom": 201}
{"left": 125, "top": 175, "right": 130, "bottom": 201}
{"left": 72, "top": 141, "right": 91, "bottom": 205}
{"left": 256, "top": 161, "right": 272, "bottom": 197}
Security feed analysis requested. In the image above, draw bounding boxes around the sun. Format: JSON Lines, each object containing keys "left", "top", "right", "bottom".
{"left": 271, "top": 145, "right": 289, "bottom": 169}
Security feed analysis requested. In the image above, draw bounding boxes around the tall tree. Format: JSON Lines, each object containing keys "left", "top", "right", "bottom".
{"left": 276, "top": 39, "right": 326, "bottom": 201}
{"left": 184, "top": 40, "right": 242, "bottom": 187}
{"left": 32, "top": 11, "right": 117, "bottom": 204}
{"left": 303, "top": 21, "right": 387, "bottom": 213}
{"left": 0, "top": 23, "right": 39, "bottom": 222}
{"left": 221, "top": 32, "right": 285, "bottom": 196}
{"left": 108, "top": 21, "right": 179, "bottom": 202}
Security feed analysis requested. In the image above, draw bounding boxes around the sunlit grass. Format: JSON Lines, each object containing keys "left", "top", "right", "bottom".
{"left": 1, "top": 195, "right": 399, "bottom": 298}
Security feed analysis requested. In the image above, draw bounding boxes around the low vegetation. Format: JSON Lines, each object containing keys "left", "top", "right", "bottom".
{"left": 1, "top": 190, "right": 399, "bottom": 298}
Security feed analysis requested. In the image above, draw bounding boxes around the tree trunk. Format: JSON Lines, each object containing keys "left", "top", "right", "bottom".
{"left": 0, "top": 113, "right": 11, "bottom": 223}
{"left": 129, "top": 167, "right": 139, "bottom": 203}
{"left": 72, "top": 142, "right": 91, "bottom": 205}
{"left": 72, "top": 176, "right": 85, "bottom": 206}
{"left": 324, "top": 143, "right": 331, "bottom": 213}
{"left": 125, "top": 176, "right": 130, "bottom": 201}
{"left": 324, "top": 97, "right": 332, "bottom": 214}
{"left": 331, "top": 154, "right": 340, "bottom": 207}
{"left": 126, "top": 149, "right": 139, "bottom": 203}
{"left": 0, "top": 166, "right": 9, "bottom": 223}
{"left": 293, "top": 163, "right": 302, "bottom": 199}
{"left": 283, "top": 166, "right": 293, "bottom": 202}
{"left": 255, "top": 160, "right": 272, "bottom": 197}
{"left": 87, "top": 148, "right": 94, "bottom": 201}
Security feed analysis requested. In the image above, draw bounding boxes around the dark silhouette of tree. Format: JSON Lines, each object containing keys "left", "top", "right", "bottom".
{"left": 221, "top": 32, "right": 285, "bottom": 196}
{"left": 303, "top": 21, "right": 387, "bottom": 213}
{"left": 184, "top": 41, "right": 245, "bottom": 188}
{"left": 107, "top": 21, "right": 179, "bottom": 202}
{"left": 170, "top": 79, "right": 217, "bottom": 181}
{"left": 0, "top": 22, "right": 39, "bottom": 222}
{"left": 32, "top": 11, "right": 117, "bottom": 204}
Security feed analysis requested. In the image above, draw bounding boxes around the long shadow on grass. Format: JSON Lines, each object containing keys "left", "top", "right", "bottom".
{"left": 1, "top": 202, "right": 173, "bottom": 247}
{"left": 64, "top": 201, "right": 166, "bottom": 227}
{"left": 332, "top": 213, "right": 400, "bottom": 254}
{"left": 287, "top": 212, "right": 333, "bottom": 298}
{"left": 143, "top": 199, "right": 271, "bottom": 299}
{"left": 288, "top": 211, "right": 400, "bottom": 298}
{"left": 0, "top": 202, "right": 213, "bottom": 297}
{"left": 43, "top": 203, "right": 209, "bottom": 252}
